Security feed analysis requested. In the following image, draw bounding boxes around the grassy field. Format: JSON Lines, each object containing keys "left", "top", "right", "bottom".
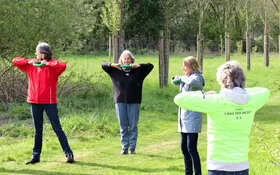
{"left": 0, "top": 53, "right": 279, "bottom": 175}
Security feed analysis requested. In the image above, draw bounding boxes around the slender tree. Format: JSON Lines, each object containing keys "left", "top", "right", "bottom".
{"left": 270, "top": 0, "right": 280, "bottom": 57}
{"left": 101, "top": 0, "right": 123, "bottom": 62}
{"left": 196, "top": 0, "right": 211, "bottom": 73}
{"left": 157, "top": 0, "right": 186, "bottom": 87}
{"left": 246, "top": 0, "right": 251, "bottom": 70}
{"left": 258, "top": 0, "right": 270, "bottom": 66}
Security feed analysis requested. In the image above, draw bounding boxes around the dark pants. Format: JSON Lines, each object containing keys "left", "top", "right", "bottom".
{"left": 30, "top": 104, "right": 73, "bottom": 159}
{"left": 181, "top": 133, "right": 201, "bottom": 175}
{"left": 208, "top": 169, "right": 249, "bottom": 175}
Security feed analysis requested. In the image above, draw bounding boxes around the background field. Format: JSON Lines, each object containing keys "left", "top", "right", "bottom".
{"left": 0, "top": 53, "right": 279, "bottom": 175}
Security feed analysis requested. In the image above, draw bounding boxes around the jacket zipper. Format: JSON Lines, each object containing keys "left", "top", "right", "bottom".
{"left": 50, "top": 88, "right": 52, "bottom": 104}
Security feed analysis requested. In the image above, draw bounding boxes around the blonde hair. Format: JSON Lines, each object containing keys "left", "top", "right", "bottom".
{"left": 183, "top": 56, "right": 200, "bottom": 72}
{"left": 216, "top": 61, "right": 245, "bottom": 89}
{"left": 118, "top": 50, "right": 135, "bottom": 64}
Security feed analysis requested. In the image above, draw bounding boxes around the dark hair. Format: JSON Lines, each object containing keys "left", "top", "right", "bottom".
{"left": 36, "top": 42, "right": 52, "bottom": 60}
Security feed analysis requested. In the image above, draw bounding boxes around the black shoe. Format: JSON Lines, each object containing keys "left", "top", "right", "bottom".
{"left": 26, "top": 157, "right": 40, "bottom": 165}
{"left": 120, "top": 149, "right": 128, "bottom": 155}
{"left": 130, "top": 149, "right": 136, "bottom": 154}
{"left": 66, "top": 154, "right": 74, "bottom": 163}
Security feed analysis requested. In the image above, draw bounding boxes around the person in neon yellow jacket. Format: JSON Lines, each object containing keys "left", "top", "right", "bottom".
{"left": 174, "top": 61, "right": 270, "bottom": 175}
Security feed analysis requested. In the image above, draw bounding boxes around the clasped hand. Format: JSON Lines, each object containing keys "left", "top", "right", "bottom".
{"left": 28, "top": 59, "right": 49, "bottom": 65}
{"left": 111, "top": 63, "right": 140, "bottom": 70}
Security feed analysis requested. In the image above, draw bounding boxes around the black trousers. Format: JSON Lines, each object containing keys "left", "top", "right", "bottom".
{"left": 181, "top": 133, "right": 201, "bottom": 175}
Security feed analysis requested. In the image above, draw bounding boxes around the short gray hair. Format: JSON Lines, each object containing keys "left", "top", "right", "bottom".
{"left": 36, "top": 42, "right": 52, "bottom": 59}
{"left": 118, "top": 50, "right": 135, "bottom": 64}
{"left": 216, "top": 61, "right": 245, "bottom": 89}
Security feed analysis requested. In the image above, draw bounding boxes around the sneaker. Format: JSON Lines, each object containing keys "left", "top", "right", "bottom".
{"left": 66, "top": 154, "right": 74, "bottom": 163}
{"left": 120, "top": 149, "right": 128, "bottom": 155}
{"left": 130, "top": 149, "right": 136, "bottom": 154}
{"left": 26, "top": 157, "right": 40, "bottom": 165}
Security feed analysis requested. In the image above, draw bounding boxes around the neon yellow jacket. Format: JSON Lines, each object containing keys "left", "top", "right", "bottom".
{"left": 174, "top": 87, "right": 270, "bottom": 171}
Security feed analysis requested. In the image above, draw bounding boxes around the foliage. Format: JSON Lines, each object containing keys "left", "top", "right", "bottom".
{"left": 0, "top": 0, "right": 95, "bottom": 59}
{"left": 124, "top": 0, "right": 165, "bottom": 48}
{"left": 0, "top": 60, "right": 27, "bottom": 112}
{"left": 0, "top": 122, "right": 32, "bottom": 137}
{"left": 1, "top": 0, "right": 280, "bottom": 54}
{"left": 8, "top": 103, "right": 30, "bottom": 120}
{"left": 78, "top": 0, "right": 110, "bottom": 53}
{"left": 101, "top": 0, "right": 121, "bottom": 33}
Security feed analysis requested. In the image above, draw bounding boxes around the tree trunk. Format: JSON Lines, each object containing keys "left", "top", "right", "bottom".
{"left": 197, "top": 34, "right": 203, "bottom": 73}
{"left": 113, "top": 30, "right": 125, "bottom": 63}
{"left": 278, "top": 35, "right": 280, "bottom": 58}
{"left": 109, "top": 36, "right": 112, "bottom": 62}
{"left": 240, "top": 40, "right": 243, "bottom": 55}
{"left": 159, "top": 30, "right": 169, "bottom": 88}
{"left": 245, "top": 0, "right": 250, "bottom": 70}
{"left": 119, "top": 0, "right": 123, "bottom": 31}
{"left": 246, "top": 31, "right": 251, "bottom": 70}
{"left": 264, "top": 23, "right": 269, "bottom": 67}
{"left": 225, "top": 32, "right": 230, "bottom": 61}
{"left": 220, "top": 35, "right": 224, "bottom": 54}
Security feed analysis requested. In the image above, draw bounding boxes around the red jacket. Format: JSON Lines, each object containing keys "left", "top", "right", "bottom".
{"left": 12, "top": 57, "right": 66, "bottom": 104}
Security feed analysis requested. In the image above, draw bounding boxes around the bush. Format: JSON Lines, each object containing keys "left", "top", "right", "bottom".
{"left": 8, "top": 102, "right": 30, "bottom": 120}
{"left": 0, "top": 122, "right": 33, "bottom": 137}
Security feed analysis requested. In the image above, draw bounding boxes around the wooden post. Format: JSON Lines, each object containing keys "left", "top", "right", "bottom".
{"left": 113, "top": 31, "right": 119, "bottom": 63}
{"left": 109, "top": 36, "right": 112, "bottom": 62}
{"left": 113, "top": 30, "right": 125, "bottom": 63}
{"left": 225, "top": 32, "right": 230, "bottom": 61}
{"left": 159, "top": 30, "right": 169, "bottom": 88}
{"left": 264, "top": 24, "right": 269, "bottom": 67}
{"left": 164, "top": 31, "right": 169, "bottom": 86}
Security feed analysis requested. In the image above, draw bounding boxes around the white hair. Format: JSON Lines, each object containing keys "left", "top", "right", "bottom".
{"left": 118, "top": 50, "right": 135, "bottom": 64}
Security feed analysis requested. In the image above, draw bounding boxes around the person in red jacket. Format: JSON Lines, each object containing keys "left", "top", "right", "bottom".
{"left": 12, "top": 42, "right": 74, "bottom": 164}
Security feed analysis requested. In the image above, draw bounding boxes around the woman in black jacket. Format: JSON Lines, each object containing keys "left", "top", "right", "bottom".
{"left": 102, "top": 50, "right": 154, "bottom": 155}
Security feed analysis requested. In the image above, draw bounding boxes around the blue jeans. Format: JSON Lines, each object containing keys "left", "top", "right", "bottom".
{"left": 181, "top": 133, "right": 201, "bottom": 175}
{"left": 30, "top": 104, "right": 73, "bottom": 158}
{"left": 208, "top": 169, "right": 249, "bottom": 175}
{"left": 115, "top": 103, "right": 140, "bottom": 150}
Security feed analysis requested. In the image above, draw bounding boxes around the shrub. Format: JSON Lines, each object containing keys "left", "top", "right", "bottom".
{"left": 8, "top": 102, "right": 30, "bottom": 120}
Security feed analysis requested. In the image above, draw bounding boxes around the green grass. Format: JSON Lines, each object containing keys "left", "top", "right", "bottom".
{"left": 0, "top": 53, "right": 279, "bottom": 175}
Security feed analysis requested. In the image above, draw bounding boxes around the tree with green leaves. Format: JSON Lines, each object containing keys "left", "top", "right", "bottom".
{"left": 101, "top": 0, "right": 121, "bottom": 33}
{"left": 0, "top": 0, "right": 95, "bottom": 59}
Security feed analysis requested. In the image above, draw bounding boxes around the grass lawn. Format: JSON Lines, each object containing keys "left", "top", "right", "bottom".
{"left": 0, "top": 53, "right": 279, "bottom": 175}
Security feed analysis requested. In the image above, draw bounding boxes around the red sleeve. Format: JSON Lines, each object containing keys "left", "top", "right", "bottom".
{"left": 48, "top": 59, "right": 66, "bottom": 76}
{"left": 12, "top": 57, "right": 32, "bottom": 72}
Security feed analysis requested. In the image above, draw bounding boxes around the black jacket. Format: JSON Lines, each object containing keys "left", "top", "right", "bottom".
{"left": 102, "top": 62, "right": 154, "bottom": 103}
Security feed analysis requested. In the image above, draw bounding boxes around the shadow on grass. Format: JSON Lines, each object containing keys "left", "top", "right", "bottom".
{"left": 0, "top": 167, "right": 90, "bottom": 175}
{"left": 255, "top": 104, "right": 280, "bottom": 123}
{"left": 143, "top": 153, "right": 179, "bottom": 160}
{"left": 75, "top": 161, "right": 182, "bottom": 173}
